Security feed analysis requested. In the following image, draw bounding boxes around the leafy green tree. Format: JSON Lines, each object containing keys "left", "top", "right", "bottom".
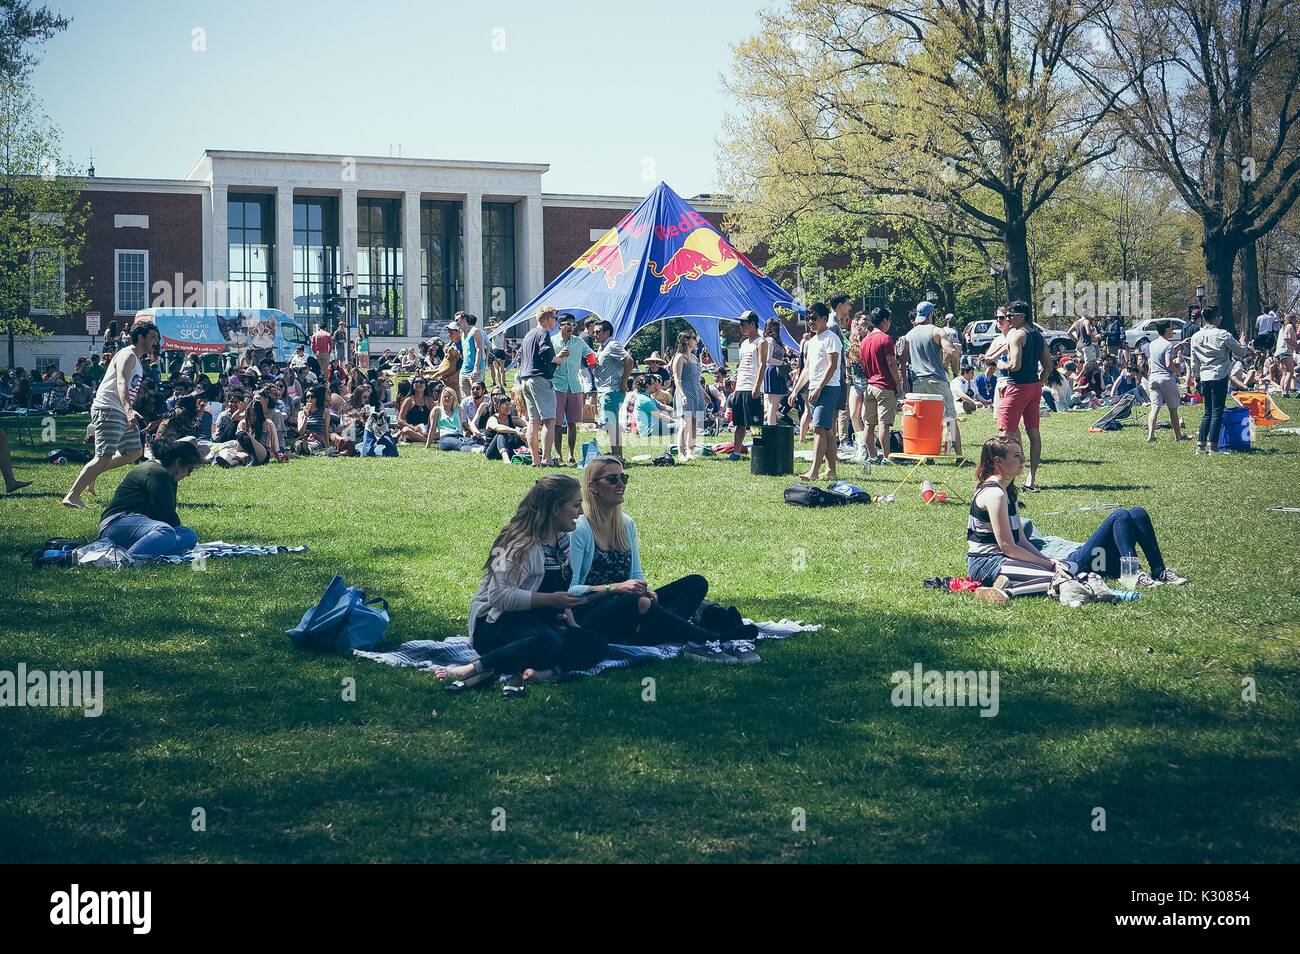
{"left": 1, "top": 75, "right": 88, "bottom": 367}
{"left": 0, "top": 0, "right": 70, "bottom": 79}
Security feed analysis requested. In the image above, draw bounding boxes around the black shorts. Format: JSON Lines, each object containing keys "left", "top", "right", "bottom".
{"left": 728, "top": 390, "right": 764, "bottom": 428}
{"left": 1254, "top": 332, "right": 1276, "bottom": 353}
{"left": 490, "top": 348, "right": 509, "bottom": 362}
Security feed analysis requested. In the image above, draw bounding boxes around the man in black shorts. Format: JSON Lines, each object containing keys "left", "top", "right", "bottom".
{"left": 727, "top": 311, "right": 768, "bottom": 460}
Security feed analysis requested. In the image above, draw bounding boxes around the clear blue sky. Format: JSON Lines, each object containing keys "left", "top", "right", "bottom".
{"left": 31, "top": 0, "right": 763, "bottom": 197}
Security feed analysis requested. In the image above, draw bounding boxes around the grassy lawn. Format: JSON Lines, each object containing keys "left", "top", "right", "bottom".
{"left": 1, "top": 402, "right": 1298, "bottom": 863}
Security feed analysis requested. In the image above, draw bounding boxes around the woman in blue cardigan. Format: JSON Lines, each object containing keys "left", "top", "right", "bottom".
{"left": 569, "top": 454, "right": 724, "bottom": 646}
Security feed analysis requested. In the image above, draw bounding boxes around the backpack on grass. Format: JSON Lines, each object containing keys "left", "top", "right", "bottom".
{"left": 287, "top": 575, "right": 391, "bottom": 653}
{"left": 784, "top": 483, "right": 842, "bottom": 507}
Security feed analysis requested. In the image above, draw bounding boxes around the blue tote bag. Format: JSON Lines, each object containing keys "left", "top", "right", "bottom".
{"left": 287, "top": 575, "right": 390, "bottom": 653}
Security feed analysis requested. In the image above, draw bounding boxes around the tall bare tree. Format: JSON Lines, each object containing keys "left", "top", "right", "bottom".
{"left": 1090, "top": 0, "right": 1300, "bottom": 329}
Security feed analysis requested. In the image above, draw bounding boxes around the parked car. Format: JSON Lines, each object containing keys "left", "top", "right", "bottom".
{"left": 966, "top": 319, "right": 1074, "bottom": 355}
{"left": 1126, "top": 317, "right": 1186, "bottom": 350}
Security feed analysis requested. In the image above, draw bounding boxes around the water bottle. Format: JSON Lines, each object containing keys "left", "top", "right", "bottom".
{"left": 1112, "top": 590, "right": 1141, "bottom": 602}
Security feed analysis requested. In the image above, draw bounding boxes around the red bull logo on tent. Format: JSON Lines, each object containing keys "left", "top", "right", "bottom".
{"left": 573, "top": 228, "right": 640, "bottom": 289}
{"left": 648, "top": 227, "right": 764, "bottom": 294}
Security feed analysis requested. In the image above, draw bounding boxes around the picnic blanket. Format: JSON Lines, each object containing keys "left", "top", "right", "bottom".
{"left": 353, "top": 618, "right": 822, "bottom": 680}
{"left": 71, "top": 539, "right": 308, "bottom": 568}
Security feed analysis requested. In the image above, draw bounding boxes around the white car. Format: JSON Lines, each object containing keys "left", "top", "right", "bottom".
{"left": 966, "top": 319, "right": 1075, "bottom": 355}
{"left": 1126, "top": 317, "right": 1185, "bottom": 350}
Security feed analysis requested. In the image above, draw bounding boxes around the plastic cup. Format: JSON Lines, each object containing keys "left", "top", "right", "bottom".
{"left": 1119, "top": 556, "right": 1141, "bottom": 589}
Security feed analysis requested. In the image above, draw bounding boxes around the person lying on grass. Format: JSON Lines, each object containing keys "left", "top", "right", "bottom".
{"left": 966, "top": 436, "right": 1186, "bottom": 605}
{"left": 436, "top": 475, "right": 609, "bottom": 691}
{"left": 567, "top": 455, "right": 747, "bottom": 662}
{"left": 97, "top": 439, "right": 203, "bottom": 560}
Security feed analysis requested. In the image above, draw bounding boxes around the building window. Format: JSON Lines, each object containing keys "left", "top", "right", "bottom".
{"left": 228, "top": 193, "right": 275, "bottom": 309}
{"left": 420, "top": 200, "right": 461, "bottom": 338}
{"left": 357, "top": 197, "right": 404, "bottom": 336}
{"left": 115, "top": 249, "right": 148, "bottom": 315}
{"left": 30, "top": 247, "right": 65, "bottom": 315}
{"left": 483, "top": 202, "right": 516, "bottom": 323}
{"left": 293, "top": 196, "right": 340, "bottom": 329}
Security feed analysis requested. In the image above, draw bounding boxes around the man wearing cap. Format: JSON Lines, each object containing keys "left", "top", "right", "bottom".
{"left": 900, "top": 301, "right": 964, "bottom": 458}
{"left": 727, "top": 311, "right": 768, "bottom": 460}
{"left": 551, "top": 313, "right": 594, "bottom": 464}
{"left": 457, "top": 312, "right": 488, "bottom": 396}
{"left": 518, "top": 306, "right": 567, "bottom": 467}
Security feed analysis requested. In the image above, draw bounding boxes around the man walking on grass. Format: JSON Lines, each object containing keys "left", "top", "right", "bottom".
{"left": 63, "top": 321, "right": 159, "bottom": 509}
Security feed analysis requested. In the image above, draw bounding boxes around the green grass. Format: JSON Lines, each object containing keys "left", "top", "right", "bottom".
{"left": 1, "top": 403, "right": 1298, "bottom": 863}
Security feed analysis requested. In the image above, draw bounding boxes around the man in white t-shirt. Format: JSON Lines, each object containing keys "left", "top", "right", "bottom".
{"left": 951, "top": 366, "right": 982, "bottom": 413}
{"left": 796, "top": 307, "right": 842, "bottom": 481}
{"left": 63, "top": 320, "right": 160, "bottom": 509}
{"left": 727, "top": 311, "right": 768, "bottom": 460}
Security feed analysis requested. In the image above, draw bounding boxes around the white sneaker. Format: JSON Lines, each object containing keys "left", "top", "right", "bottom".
{"left": 1136, "top": 571, "right": 1163, "bottom": 587}
{"left": 1158, "top": 568, "right": 1188, "bottom": 586}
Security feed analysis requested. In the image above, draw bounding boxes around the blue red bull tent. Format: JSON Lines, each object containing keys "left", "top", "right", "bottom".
{"left": 489, "top": 181, "right": 804, "bottom": 364}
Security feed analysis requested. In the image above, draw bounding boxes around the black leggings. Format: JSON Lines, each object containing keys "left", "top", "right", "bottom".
{"left": 472, "top": 611, "right": 607, "bottom": 675}
{"left": 1198, "top": 377, "right": 1229, "bottom": 448}
{"left": 485, "top": 432, "right": 523, "bottom": 460}
{"left": 574, "top": 574, "right": 714, "bottom": 646}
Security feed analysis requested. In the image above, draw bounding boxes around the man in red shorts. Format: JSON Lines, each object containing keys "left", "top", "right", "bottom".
{"left": 997, "top": 300, "right": 1052, "bottom": 492}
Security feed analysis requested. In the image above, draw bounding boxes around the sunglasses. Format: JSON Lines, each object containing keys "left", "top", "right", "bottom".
{"left": 598, "top": 473, "right": 630, "bottom": 487}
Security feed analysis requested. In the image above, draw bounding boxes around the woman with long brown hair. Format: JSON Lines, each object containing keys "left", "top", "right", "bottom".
{"left": 967, "top": 436, "right": 1184, "bottom": 603}
{"left": 436, "top": 475, "right": 608, "bottom": 691}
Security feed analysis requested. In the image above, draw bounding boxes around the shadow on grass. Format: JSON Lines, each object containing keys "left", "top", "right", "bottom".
{"left": 3, "top": 593, "right": 1295, "bottom": 862}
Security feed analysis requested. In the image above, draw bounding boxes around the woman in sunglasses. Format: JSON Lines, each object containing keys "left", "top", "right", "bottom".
{"left": 436, "top": 474, "right": 608, "bottom": 691}
{"left": 567, "top": 455, "right": 736, "bottom": 650}
{"left": 395, "top": 376, "right": 435, "bottom": 443}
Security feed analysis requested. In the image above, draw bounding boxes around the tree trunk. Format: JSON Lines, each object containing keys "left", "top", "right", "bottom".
{"left": 1003, "top": 193, "right": 1032, "bottom": 306}
{"left": 1203, "top": 233, "right": 1237, "bottom": 332}
{"left": 1241, "top": 241, "right": 1261, "bottom": 322}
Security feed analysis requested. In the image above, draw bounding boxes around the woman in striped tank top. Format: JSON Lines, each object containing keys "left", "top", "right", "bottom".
{"left": 967, "top": 436, "right": 1187, "bottom": 602}
{"left": 966, "top": 436, "right": 1070, "bottom": 603}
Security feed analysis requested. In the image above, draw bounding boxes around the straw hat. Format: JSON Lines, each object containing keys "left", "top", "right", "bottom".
{"left": 645, "top": 351, "right": 666, "bottom": 364}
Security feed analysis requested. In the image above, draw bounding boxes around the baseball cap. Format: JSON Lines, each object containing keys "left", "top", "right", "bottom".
{"left": 916, "top": 301, "right": 935, "bottom": 322}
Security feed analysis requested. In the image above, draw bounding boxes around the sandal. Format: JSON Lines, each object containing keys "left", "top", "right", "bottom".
{"left": 443, "top": 668, "right": 496, "bottom": 693}
{"left": 502, "top": 675, "right": 527, "bottom": 700}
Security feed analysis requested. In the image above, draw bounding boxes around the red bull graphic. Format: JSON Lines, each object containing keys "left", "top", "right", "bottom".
{"left": 573, "top": 228, "right": 639, "bottom": 289}
{"left": 647, "top": 228, "right": 765, "bottom": 293}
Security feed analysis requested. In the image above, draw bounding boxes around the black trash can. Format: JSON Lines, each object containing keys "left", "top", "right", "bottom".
{"left": 751, "top": 423, "right": 795, "bottom": 476}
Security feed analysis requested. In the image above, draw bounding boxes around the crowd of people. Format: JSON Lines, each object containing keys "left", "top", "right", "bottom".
{"left": 0, "top": 294, "right": 1287, "bottom": 631}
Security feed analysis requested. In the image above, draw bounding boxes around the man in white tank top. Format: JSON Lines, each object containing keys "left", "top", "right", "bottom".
{"left": 727, "top": 311, "right": 768, "bottom": 460}
{"left": 62, "top": 321, "right": 160, "bottom": 509}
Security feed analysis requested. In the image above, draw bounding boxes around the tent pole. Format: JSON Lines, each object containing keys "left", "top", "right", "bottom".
{"left": 661, "top": 319, "right": 667, "bottom": 356}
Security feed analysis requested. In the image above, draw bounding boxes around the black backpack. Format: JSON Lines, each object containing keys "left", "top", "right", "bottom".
{"left": 784, "top": 482, "right": 841, "bottom": 507}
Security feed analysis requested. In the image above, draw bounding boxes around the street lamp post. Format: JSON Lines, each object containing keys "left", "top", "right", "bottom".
{"left": 341, "top": 268, "right": 357, "bottom": 365}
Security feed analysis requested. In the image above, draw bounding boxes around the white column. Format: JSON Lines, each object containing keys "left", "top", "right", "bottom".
{"left": 210, "top": 184, "right": 228, "bottom": 306}
{"left": 521, "top": 194, "right": 545, "bottom": 302}
{"left": 339, "top": 186, "right": 358, "bottom": 302}
{"left": 403, "top": 191, "right": 423, "bottom": 338}
{"left": 464, "top": 190, "right": 483, "bottom": 317}
{"left": 275, "top": 186, "right": 294, "bottom": 315}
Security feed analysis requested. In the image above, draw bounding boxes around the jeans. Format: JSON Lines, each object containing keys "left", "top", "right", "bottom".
{"left": 437, "top": 434, "right": 473, "bottom": 452}
{"left": 1198, "top": 377, "right": 1229, "bottom": 448}
{"left": 472, "top": 611, "right": 608, "bottom": 674}
{"left": 101, "top": 513, "right": 198, "bottom": 559}
{"left": 485, "top": 433, "right": 523, "bottom": 460}
{"left": 1065, "top": 506, "right": 1166, "bottom": 579}
{"left": 573, "top": 574, "right": 714, "bottom": 646}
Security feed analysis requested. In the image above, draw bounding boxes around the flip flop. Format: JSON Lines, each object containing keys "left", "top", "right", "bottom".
{"left": 443, "top": 668, "right": 496, "bottom": 693}
{"left": 60, "top": 498, "right": 86, "bottom": 510}
{"left": 502, "top": 675, "right": 527, "bottom": 700}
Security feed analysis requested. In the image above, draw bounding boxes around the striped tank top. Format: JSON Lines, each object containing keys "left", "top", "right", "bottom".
{"left": 967, "top": 480, "right": 1022, "bottom": 557}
